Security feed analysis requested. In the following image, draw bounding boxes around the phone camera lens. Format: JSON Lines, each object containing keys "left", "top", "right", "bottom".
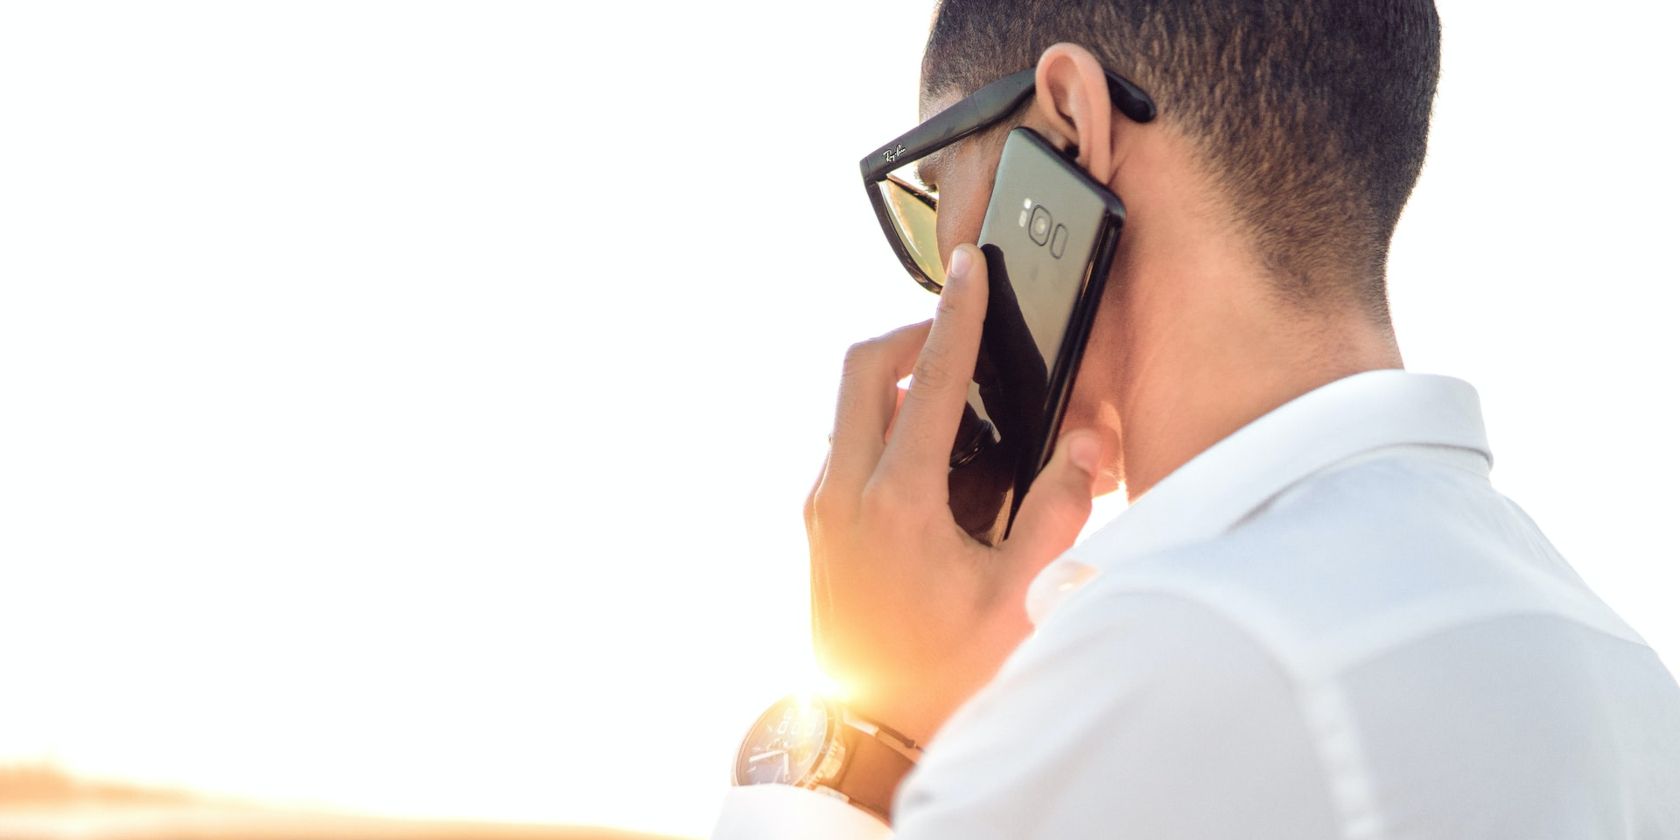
{"left": 1029, "top": 206, "right": 1053, "bottom": 245}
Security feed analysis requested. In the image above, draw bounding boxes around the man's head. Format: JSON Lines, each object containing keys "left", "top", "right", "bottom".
{"left": 917, "top": 0, "right": 1441, "bottom": 322}
{"left": 908, "top": 0, "right": 1439, "bottom": 496}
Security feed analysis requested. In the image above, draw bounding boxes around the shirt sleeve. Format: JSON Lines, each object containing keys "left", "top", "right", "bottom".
{"left": 889, "top": 589, "right": 1342, "bottom": 839}
{"left": 710, "top": 782, "right": 894, "bottom": 840}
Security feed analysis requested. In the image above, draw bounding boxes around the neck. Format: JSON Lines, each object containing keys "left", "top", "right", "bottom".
{"left": 1103, "top": 236, "right": 1404, "bottom": 502}
{"left": 1072, "top": 129, "right": 1405, "bottom": 502}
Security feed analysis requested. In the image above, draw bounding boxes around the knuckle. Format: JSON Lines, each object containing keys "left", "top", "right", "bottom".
{"left": 858, "top": 477, "right": 907, "bottom": 520}
{"left": 841, "top": 340, "right": 880, "bottom": 376}
{"left": 809, "top": 473, "right": 865, "bottom": 528}
{"left": 809, "top": 486, "right": 842, "bottom": 526}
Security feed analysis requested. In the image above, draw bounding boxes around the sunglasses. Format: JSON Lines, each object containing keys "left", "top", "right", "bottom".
{"left": 859, "top": 66, "right": 1157, "bottom": 294}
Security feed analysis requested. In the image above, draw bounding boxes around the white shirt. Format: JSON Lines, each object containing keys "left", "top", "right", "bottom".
{"left": 712, "top": 370, "right": 1680, "bottom": 839}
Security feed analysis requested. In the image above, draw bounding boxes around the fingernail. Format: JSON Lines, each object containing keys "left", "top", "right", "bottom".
{"left": 1068, "top": 433, "right": 1100, "bottom": 475}
{"left": 947, "top": 247, "right": 972, "bottom": 282}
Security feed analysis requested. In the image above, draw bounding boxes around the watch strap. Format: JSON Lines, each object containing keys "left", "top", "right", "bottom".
{"left": 832, "top": 719, "right": 918, "bottom": 823}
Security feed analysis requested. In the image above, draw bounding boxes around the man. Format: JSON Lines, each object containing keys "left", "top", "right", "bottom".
{"left": 715, "top": 0, "right": 1680, "bottom": 837}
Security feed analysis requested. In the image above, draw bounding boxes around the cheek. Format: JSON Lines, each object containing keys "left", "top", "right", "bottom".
{"left": 937, "top": 183, "right": 990, "bottom": 261}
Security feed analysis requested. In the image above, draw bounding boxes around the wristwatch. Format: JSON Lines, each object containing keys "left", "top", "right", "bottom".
{"left": 732, "top": 694, "right": 923, "bottom": 825}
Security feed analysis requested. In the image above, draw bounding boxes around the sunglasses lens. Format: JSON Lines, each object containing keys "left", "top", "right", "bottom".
{"left": 876, "top": 174, "right": 944, "bottom": 289}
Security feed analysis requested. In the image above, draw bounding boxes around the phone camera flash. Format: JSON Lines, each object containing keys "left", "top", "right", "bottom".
{"left": 1018, "top": 209, "right": 1030, "bottom": 227}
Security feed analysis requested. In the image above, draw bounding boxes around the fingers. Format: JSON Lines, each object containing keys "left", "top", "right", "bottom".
{"left": 878, "top": 244, "right": 988, "bottom": 492}
{"left": 823, "top": 320, "right": 933, "bottom": 499}
{"left": 1004, "top": 429, "right": 1103, "bottom": 569}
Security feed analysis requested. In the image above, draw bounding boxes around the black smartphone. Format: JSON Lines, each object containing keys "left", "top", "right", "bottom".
{"left": 947, "top": 126, "right": 1126, "bottom": 544}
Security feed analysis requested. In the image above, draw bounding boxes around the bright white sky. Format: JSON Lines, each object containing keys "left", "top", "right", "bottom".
{"left": 1, "top": 2, "right": 1676, "bottom": 838}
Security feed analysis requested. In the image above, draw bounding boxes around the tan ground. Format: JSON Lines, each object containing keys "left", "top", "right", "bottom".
{"left": 0, "top": 765, "right": 689, "bottom": 840}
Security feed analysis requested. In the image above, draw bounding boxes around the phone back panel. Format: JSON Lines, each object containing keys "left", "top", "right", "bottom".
{"left": 968, "top": 127, "right": 1125, "bottom": 538}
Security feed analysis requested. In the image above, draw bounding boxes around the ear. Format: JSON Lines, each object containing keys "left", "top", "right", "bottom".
{"left": 1033, "top": 43, "right": 1118, "bottom": 185}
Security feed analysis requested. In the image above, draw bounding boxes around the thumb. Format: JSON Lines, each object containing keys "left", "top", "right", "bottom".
{"left": 1004, "top": 429, "right": 1104, "bottom": 565}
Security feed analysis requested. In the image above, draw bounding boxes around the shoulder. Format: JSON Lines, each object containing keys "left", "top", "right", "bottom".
{"left": 1072, "top": 450, "right": 1641, "bottom": 674}
{"left": 892, "top": 451, "right": 1668, "bottom": 837}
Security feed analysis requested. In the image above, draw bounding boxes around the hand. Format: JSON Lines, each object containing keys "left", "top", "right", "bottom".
{"left": 804, "top": 243, "right": 1109, "bottom": 746}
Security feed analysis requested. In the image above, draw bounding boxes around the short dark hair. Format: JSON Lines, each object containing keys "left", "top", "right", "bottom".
{"left": 922, "top": 0, "right": 1441, "bottom": 320}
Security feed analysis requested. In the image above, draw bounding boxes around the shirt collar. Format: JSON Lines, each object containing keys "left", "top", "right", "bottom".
{"left": 1024, "top": 369, "right": 1493, "bottom": 626}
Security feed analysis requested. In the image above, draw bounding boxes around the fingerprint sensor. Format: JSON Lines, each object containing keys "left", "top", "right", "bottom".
{"left": 1049, "top": 224, "right": 1069, "bottom": 258}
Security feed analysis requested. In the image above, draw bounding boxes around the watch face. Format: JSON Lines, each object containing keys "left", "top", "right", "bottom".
{"left": 734, "top": 695, "right": 833, "bottom": 786}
